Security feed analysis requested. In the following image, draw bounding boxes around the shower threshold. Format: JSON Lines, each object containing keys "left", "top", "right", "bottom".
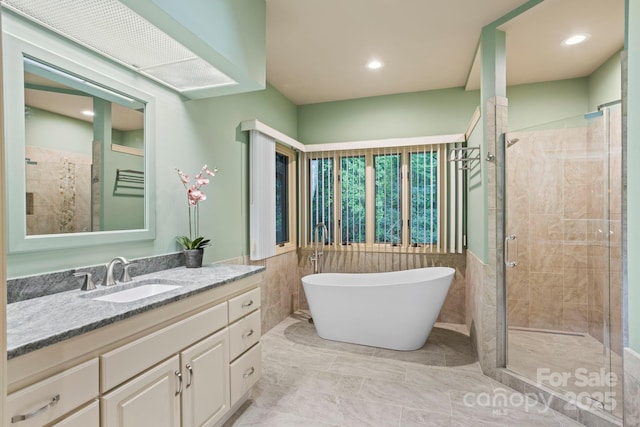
{"left": 508, "top": 326, "right": 586, "bottom": 337}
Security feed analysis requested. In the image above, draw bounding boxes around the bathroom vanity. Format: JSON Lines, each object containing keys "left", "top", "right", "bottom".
{"left": 5, "top": 264, "right": 263, "bottom": 427}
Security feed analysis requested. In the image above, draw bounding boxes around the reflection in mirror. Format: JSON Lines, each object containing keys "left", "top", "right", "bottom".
{"left": 23, "top": 57, "right": 145, "bottom": 235}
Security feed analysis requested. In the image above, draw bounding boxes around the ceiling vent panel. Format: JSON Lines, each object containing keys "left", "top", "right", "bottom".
{"left": 1, "top": 0, "right": 236, "bottom": 94}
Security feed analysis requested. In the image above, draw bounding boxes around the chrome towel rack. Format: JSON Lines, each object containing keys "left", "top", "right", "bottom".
{"left": 448, "top": 147, "right": 480, "bottom": 171}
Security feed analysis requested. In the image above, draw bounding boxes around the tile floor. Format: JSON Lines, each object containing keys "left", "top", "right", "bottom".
{"left": 508, "top": 328, "right": 624, "bottom": 418}
{"left": 224, "top": 312, "right": 584, "bottom": 426}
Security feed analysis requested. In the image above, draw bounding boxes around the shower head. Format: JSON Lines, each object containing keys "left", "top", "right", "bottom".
{"left": 506, "top": 137, "right": 520, "bottom": 147}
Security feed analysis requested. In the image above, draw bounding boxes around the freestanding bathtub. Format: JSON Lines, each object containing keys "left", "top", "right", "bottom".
{"left": 302, "top": 267, "right": 455, "bottom": 351}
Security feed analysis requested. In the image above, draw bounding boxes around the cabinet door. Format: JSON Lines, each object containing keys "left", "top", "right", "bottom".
{"left": 180, "top": 328, "right": 230, "bottom": 427}
{"left": 101, "top": 356, "right": 181, "bottom": 427}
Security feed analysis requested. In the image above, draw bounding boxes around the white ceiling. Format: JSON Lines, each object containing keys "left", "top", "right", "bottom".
{"left": 266, "top": 0, "right": 625, "bottom": 105}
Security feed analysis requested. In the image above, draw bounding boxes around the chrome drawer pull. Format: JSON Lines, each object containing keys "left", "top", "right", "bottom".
{"left": 241, "top": 300, "right": 254, "bottom": 308}
{"left": 242, "top": 329, "right": 255, "bottom": 339}
{"left": 175, "top": 371, "right": 183, "bottom": 396}
{"left": 243, "top": 366, "right": 255, "bottom": 378}
{"left": 11, "top": 394, "right": 60, "bottom": 423}
{"left": 185, "top": 364, "right": 193, "bottom": 389}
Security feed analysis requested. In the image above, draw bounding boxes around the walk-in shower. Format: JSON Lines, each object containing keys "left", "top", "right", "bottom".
{"left": 502, "top": 104, "right": 623, "bottom": 418}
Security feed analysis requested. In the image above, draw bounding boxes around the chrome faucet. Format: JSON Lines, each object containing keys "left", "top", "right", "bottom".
{"left": 102, "top": 256, "right": 135, "bottom": 286}
{"left": 309, "top": 222, "right": 328, "bottom": 274}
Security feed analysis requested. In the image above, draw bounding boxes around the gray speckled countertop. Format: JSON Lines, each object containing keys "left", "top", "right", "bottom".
{"left": 7, "top": 264, "right": 264, "bottom": 359}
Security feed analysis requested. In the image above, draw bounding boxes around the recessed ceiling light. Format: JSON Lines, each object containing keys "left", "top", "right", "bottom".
{"left": 82, "top": 110, "right": 95, "bottom": 116}
{"left": 562, "top": 34, "right": 590, "bottom": 46}
{"left": 367, "top": 60, "right": 383, "bottom": 70}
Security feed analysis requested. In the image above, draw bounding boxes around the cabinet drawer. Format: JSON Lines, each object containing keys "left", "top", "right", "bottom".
{"left": 229, "top": 309, "right": 261, "bottom": 361}
{"left": 101, "top": 302, "right": 227, "bottom": 392}
{"left": 228, "top": 287, "right": 260, "bottom": 323}
{"left": 229, "top": 342, "right": 262, "bottom": 405}
{"left": 51, "top": 400, "right": 99, "bottom": 427}
{"left": 6, "top": 358, "right": 98, "bottom": 427}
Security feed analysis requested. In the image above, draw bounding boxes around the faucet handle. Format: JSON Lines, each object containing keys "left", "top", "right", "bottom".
{"left": 74, "top": 272, "right": 96, "bottom": 291}
{"left": 121, "top": 262, "right": 137, "bottom": 283}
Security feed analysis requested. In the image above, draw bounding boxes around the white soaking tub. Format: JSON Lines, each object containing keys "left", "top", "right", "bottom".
{"left": 302, "top": 267, "right": 455, "bottom": 351}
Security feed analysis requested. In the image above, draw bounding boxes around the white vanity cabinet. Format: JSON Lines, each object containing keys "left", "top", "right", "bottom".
{"left": 8, "top": 273, "right": 263, "bottom": 427}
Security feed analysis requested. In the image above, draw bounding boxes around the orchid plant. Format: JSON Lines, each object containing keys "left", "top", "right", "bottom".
{"left": 175, "top": 165, "right": 218, "bottom": 250}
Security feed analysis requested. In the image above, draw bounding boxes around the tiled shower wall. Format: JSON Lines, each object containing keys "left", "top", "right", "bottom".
{"left": 25, "top": 146, "right": 92, "bottom": 235}
{"left": 505, "top": 109, "right": 622, "bottom": 351}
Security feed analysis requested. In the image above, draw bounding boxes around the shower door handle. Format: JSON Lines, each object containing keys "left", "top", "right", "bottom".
{"left": 505, "top": 234, "right": 518, "bottom": 267}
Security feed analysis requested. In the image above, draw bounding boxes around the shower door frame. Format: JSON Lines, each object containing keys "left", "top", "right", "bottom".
{"left": 498, "top": 104, "right": 622, "bottom": 421}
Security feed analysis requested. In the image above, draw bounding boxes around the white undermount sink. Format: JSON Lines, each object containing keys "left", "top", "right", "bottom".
{"left": 93, "top": 284, "right": 182, "bottom": 303}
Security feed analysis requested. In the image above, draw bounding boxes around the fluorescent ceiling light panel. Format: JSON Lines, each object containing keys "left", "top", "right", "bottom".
{"left": 1, "top": 0, "right": 236, "bottom": 93}
{"left": 367, "top": 60, "right": 383, "bottom": 69}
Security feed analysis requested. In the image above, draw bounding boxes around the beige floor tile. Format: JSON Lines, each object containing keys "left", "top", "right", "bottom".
{"left": 224, "top": 313, "right": 594, "bottom": 427}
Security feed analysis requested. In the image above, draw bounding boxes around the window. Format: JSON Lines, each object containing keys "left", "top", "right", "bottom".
{"left": 410, "top": 151, "right": 438, "bottom": 245}
{"left": 341, "top": 156, "right": 365, "bottom": 244}
{"left": 374, "top": 153, "right": 402, "bottom": 244}
{"left": 275, "top": 144, "right": 296, "bottom": 254}
{"left": 309, "top": 156, "right": 334, "bottom": 243}
{"left": 303, "top": 145, "right": 451, "bottom": 252}
{"left": 275, "top": 152, "right": 289, "bottom": 244}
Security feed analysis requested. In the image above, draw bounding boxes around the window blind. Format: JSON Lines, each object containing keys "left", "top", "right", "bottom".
{"left": 249, "top": 130, "right": 276, "bottom": 260}
{"left": 301, "top": 143, "right": 464, "bottom": 254}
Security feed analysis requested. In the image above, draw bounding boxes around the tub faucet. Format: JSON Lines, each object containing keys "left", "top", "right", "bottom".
{"left": 310, "top": 223, "right": 328, "bottom": 274}
{"left": 102, "top": 256, "right": 131, "bottom": 286}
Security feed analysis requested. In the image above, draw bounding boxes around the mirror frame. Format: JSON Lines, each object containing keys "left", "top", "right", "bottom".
{"left": 3, "top": 32, "right": 156, "bottom": 253}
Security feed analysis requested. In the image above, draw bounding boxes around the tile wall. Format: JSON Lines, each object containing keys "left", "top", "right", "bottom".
{"left": 248, "top": 251, "right": 300, "bottom": 333}
{"left": 25, "top": 145, "right": 92, "bottom": 235}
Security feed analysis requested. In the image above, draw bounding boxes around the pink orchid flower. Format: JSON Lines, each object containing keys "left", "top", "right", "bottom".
{"left": 176, "top": 164, "right": 218, "bottom": 250}
{"left": 195, "top": 173, "right": 210, "bottom": 186}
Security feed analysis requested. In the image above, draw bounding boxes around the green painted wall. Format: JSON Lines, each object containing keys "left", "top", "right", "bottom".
{"left": 627, "top": 0, "right": 640, "bottom": 352}
{"left": 102, "top": 146, "right": 145, "bottom": 231}
{"left": 121, "top": 129, "right": 144, "bottom": 149}
{"left": 184, "top": 84, "right": 297, "bottom": 263}
{"left": 507, "top": 78, "right": 590, "bottom": 131}
{"left": 5, "top": 13, "right": 296, "bottom": 278}
{"left": 297, "top": 87, "right": 480, "bottom": 144}
{"left": 465, "top": 117, "right": 485, "bottom": 259}
{"left": 506, "top": 52, "right": 622, "bottom": 133}
{"left": 25, "top": 107, "right": 92, "bottom": 155}
{"left": 588, "top": 50, "right": 623, "bottom": 111}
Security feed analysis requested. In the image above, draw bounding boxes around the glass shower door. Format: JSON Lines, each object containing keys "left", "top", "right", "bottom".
{"left": 504, "top": 105, "right": 622, "bottom": 418}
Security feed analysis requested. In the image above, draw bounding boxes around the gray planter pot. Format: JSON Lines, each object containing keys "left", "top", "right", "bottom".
{"left": 183, "top": 249, "right": 204, "bottom": 268}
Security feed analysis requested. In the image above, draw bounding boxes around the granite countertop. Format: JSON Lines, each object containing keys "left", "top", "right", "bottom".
{"left": 7, "top": 263, "right": 264, "bottom": 359}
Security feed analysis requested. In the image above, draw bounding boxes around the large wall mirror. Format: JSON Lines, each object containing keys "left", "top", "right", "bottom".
{"left": 4, "top": 33, "right": 156, "bottom": 253}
